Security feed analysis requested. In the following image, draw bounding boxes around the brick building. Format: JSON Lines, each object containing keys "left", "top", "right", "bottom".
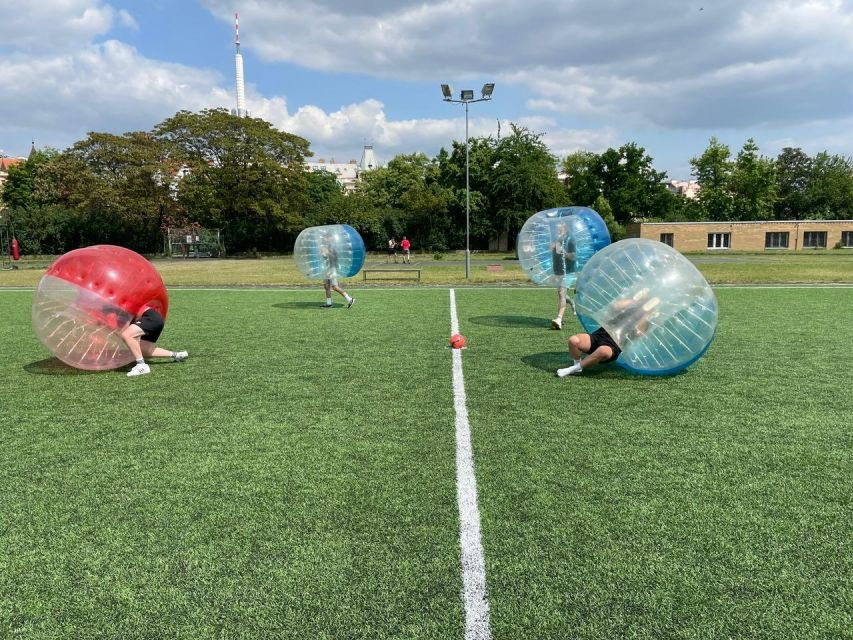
{"left": 626, "top": 220, "right": 853, "bottom": 252}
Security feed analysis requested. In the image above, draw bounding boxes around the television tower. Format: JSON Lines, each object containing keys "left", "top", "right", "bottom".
{"left": 232, "top": 12, "right": 248, "bottom": 117}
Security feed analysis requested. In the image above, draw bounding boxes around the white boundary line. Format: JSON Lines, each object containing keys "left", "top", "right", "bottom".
{"left": 449, "top": 288, "right": 492, "bottom": 640}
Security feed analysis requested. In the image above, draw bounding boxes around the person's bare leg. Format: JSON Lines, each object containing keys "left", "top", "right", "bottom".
{"left": 333, "top": 284, "right": 354, "bottom": 308}
{"left": 579, "top": 346, "right": 613, "bottom": 370}
{"left": 121, "top": 324, "right": 145, "bottom": 361}
{"left": 568, "top": 333, "right": 590, "bottom": 360}
{"left": 558, "top": 334, "right": 594, "bottom": 377}
{"left": 553, "top": 286, "right": 568, "bottom": 329}
{"left": 322, "top": 280, "right": 334, "bottom": 307}
{"left": 140, "top": 341, "right": 184, "bottom": 359}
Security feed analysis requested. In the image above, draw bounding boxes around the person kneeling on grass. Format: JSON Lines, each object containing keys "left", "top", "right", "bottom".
{"left": 556, "top": 290, "right": 656, "bottom": 377}
{"left": 557, "top": 327, "right": 620, "bottom": 377}
{"left": 120, "top": 307, "right": 188, "bottom": 377}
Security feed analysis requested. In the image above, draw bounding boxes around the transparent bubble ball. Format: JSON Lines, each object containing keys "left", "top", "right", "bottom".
{"left": 294, "top": 224, "right": 366, "bottom": 280}
{"left": 517, "top": 206, "right": 611, "bottom": 287}
{"left": 575, "top": 238, "right": 718, "bottom": 375}
{"left": 32, "top": 245, "right": 169, "bottom": 370}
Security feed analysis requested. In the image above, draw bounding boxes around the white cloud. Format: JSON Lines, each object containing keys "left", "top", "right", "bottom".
{"left": 0, "top": 0, "right": 132, "bottom": 51}
{"left": 0, "top": 41, "right": 227, "bottom": 141}
{"left": 202, "top": 0, "right": 853, "bottom": 130}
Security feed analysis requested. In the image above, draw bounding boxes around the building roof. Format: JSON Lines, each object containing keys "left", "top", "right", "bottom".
{"left": 0, "top": 157, "right": 25, "bottom": 171}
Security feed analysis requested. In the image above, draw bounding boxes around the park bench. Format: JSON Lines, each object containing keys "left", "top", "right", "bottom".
{"left": 363, "top": 268, "right": 421, "bottom": 281}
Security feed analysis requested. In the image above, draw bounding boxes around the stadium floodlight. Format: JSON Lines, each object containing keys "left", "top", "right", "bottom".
{"left": 440, "top": 82, "right": 496, "bottom": 279}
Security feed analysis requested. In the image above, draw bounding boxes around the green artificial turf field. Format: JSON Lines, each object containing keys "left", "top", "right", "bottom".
{"left": 1, "top": 286, "right": 851, "bottom": 639}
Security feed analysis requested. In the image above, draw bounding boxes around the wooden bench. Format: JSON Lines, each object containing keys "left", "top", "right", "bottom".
{"left": 363, "top": 268, "right": 421, "bottom": 281}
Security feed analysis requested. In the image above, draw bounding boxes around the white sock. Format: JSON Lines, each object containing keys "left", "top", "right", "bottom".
{"left": 574, "top": 359, "right": 582, "bottom": 367}
{"left": 345, "top": 295, "right": 352, "bottom": 303}
{"left": 326, "top": 297, "right": 332, "bottom": 305}
{"left": 136, "top": 358, "right": 145, "bottom": 365}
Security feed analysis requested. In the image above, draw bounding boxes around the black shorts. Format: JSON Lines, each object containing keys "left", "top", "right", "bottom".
{"left": 387, "top": 248, "right": 396, "bottom": 255}
{"left": 134, "top": 309, "right": 164, "bottom": 343}
{"left": 588, "top": 327, "right": 621, "bottom": 363}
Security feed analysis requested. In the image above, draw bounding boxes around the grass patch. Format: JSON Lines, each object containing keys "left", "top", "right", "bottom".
{"left": 2, "top": 251, "right": 853, "bottom": 288}
{"left": 1, "top": 286, "right": 851, "bottom": 637}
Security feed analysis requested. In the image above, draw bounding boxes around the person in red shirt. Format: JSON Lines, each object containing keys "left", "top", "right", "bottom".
{"left": 400, "top": 236, "right": 411, "bottom": 264}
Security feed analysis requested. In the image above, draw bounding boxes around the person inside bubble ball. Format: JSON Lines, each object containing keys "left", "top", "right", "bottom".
{"left": 118, "top": 305, "right": 189, "bottom": 378}
{"left": 556, "top": 289, "right": 658, "bottom": 377}
{"left": 321, "top": 234, "right": 355, "bottom": 309}
{"left": 550, "top": 221, "right": 577, "bottom": 330}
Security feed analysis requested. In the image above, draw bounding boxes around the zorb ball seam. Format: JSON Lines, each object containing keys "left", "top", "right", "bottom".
{"left": 517, "top": 206, "right": 611, "bottom": 288}
{"left": 575, "top": 238, "right": 718, "bottom": 376}
{"left": 294, "top": 224, "right": 366, "bottom": 280}
{"left": 32, "top": 245, "right": 169, "bottom": 371}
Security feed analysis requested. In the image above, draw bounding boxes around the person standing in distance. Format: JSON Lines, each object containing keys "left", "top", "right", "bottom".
{"left": 400, "top": 236, "right": 411, "bottom": 264}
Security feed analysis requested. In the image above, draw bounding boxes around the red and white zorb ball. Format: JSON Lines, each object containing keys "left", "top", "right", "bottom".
{"left": 32, "top": 245, "right": 169, "bottom": 370}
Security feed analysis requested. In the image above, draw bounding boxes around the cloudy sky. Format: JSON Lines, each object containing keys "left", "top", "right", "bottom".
{"left": 1, "top": 0, "right": 852, "bottom": 177}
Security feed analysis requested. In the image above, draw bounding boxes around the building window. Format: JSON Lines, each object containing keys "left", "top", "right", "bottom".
{"left": 707, "top": 232, "right": 730, "bottom": 250}
{"left": 765, "top": 231, "right": 789, "bottom": 249}
{"left": 660, "top": 233, "right": 674, "bottom": 247}
{"left": 842, "top": 231, "right": 853, "bottom": 248}
{"left": 803, "top": 231, "right": 827, "bottom": 249}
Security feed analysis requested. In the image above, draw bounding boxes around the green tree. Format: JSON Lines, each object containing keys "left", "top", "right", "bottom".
{"left": 592, "top": 194, "right": 625, "bottom": 240}
{"left": 561, "top": 151, "right": 601, "bottom": 206}
{"left": 804, "top": 152, "right": 853, "bottom": 219}
{"left": 729, "top": 138, "right": 777, "bottom": 220}
{"left": 593, "top": 143, "right": 675, "bottom": 223}
{"left": 691, "top": 137, "right": 733, "bottom": 220}
{"left": 33, "top": 133, "right": 179, "bottom": 251}
{"left": 154, "top": 109, "right": 311, "bottom": 253}
{"left": 487, "top": 125, "right": 565, "bottom": 243}
{"left": 359, "top": 152, "right": 452, "bottom": 250}
{"left": 1, "top": 148, "right": 58, "bottom": 209}
{"left": 774, "top": 147, "right": 813, "bottom": 220}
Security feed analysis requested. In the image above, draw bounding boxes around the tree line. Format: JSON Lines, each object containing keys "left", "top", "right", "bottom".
{"left": 2, "top": 108, "right": 852, "bottom": 256}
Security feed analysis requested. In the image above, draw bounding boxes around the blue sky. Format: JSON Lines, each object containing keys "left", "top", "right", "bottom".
{"left": 2, "top": 0, "right": 852, "bottom": 178}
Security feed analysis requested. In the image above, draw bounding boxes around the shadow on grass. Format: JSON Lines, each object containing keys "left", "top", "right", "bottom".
{"left": 24, "top": 358, "right": 101, "bottom": 375}
{"left": 272, "top": 301, "right": 332, "bottom": 310}
{"left": 469, "top": 315, "right": 551, "bottom": 329}
{"left": 521, "top": 351, "right": 638, "bottom": 379}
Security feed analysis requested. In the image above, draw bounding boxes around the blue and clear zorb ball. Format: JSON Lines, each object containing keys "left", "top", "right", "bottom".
{"left": 575, "top": 238, "right": 718, "bottom": 376}
{"left": 517, "top": 206, "right": 611, "bottom": 288}
{"left": 294, "top": 224, "right": 366, "bottom": 280}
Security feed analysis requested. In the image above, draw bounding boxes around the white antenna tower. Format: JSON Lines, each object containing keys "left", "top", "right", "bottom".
{"left": 232, "top": 12, "right": 248, "bottom": 117}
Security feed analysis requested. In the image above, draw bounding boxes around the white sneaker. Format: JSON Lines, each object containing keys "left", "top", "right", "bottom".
{"left": 551, "top": 317, "right": 562, "bottom": 330}
{"left": 347, "top": 297, "right": 355, "bottom": 309}
{"left": 127, "top": 362, "right": 151, "bottom": 377}
{"left": 173, "top": 351, "right": 189, "bottom": 362}
{"left": 556, "top": 365, "right": 582, "bottom": 378}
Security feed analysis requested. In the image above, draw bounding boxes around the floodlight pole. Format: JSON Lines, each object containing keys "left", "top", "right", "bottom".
{"left": 442, "top": 86, "right": 494, "bottom": 280}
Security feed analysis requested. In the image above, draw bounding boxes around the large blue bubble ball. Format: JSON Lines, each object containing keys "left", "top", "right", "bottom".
{"left": 294, "top": 224, "right": 366, "bottom": 280}
{"left": 575, "top": 238, "right": 718, "bottom": 376}
{"left": 517, "top": 206, "right": 611, "bottom": 287}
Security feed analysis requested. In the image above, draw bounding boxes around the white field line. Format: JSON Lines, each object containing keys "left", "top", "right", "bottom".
{"left": 449, "top": 288, "right": 492, "bottom": 640}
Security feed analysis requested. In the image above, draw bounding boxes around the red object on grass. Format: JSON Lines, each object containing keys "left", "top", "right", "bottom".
{"left": 450, "top": 333, "right": 466, "bottom": 349}
{"left": 11, "top": 237, "right": 20, "bottom": 260}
